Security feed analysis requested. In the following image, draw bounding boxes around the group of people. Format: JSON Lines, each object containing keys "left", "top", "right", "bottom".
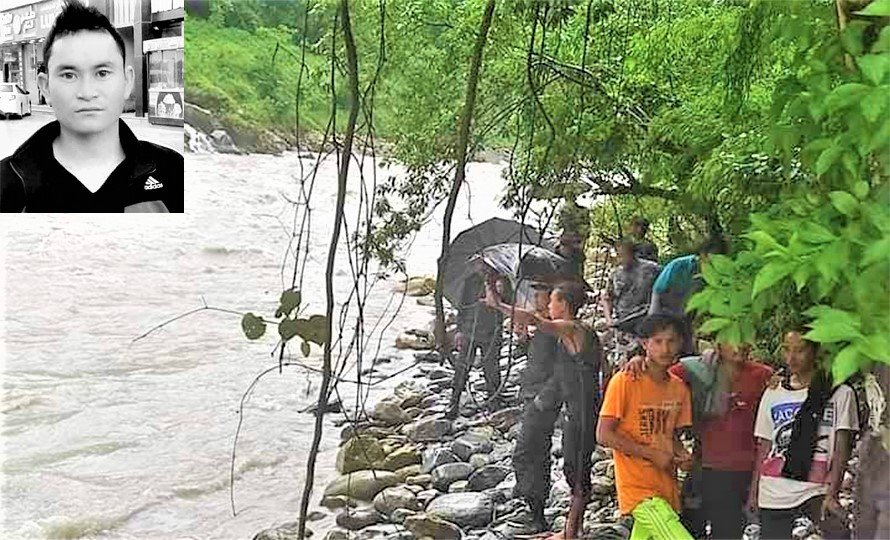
{"left": 444, "top": 216, "right": 865, "bottom": 540}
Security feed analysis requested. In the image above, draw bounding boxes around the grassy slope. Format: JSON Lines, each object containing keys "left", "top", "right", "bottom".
{"left": 186, "top": 18, "right": 344, "bottom": 140}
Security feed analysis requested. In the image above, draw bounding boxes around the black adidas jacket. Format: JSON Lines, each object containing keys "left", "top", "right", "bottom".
{"left": 0, "top": 120, "right": 183, "bottom": 212}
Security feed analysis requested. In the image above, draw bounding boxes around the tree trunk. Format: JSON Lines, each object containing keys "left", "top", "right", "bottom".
{"left": 433, "top": 0, "right": 497, "bottom": 350}
{"left": 297, "top": 1, "right": 360, "bottom": 538}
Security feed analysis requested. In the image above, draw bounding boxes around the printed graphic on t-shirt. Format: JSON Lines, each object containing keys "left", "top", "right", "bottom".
{"left": 638, "top": 400, "right": 682, "bottom": 439}
{"left": 762, "top": 400, "right": 834, "bottom": 483}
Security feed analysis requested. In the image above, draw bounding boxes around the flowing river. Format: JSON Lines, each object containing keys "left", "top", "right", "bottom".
{"left": 1, "top": 150, "right": 512, "bottom": 539}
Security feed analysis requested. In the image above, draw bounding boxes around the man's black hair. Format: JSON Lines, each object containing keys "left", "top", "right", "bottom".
{"left": 553, "top": 280, "right": 588, "bottom": 316}
{"left": 631, "top": 216, "right": 650, "bottom": 234}
{"left": 638, "top": 314, "right": 684, "bottom": 339}
{"left": 698, "top": 236, "right": 728, "bottom": 256}
{"left": 618, "top": 236, "right": 637, "bottom": 250}
{"left": 43, "top": 1, "right": 126, "bottom": 72}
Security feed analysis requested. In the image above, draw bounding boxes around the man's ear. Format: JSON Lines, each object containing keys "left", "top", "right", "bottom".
{"left": 124, "top": 65, "right": 135, "bottom": 99}
{"left": 37, "top": 72, "right": 50, "bottom": 105}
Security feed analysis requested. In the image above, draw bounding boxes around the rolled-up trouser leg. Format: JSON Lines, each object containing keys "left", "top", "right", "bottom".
{"left": 513, "top": 399, "right": 559, "bottom": 505}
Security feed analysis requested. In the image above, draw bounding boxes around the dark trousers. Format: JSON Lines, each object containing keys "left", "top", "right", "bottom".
{"left": 513, "top": 399, "right": 559, "bottom": 506}
{"left": 761, "top": 495, "right": 849, "bottom": 540}
{"left": 451, "top": 336, "right": 501, "bottom": 405}
{"left": 681, "top": 469, "right": 751, "bottom": 539}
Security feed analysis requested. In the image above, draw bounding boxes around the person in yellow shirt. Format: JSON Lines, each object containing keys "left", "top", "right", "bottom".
{"left": 597, "top": 314, "right": 695, "bottom": 540}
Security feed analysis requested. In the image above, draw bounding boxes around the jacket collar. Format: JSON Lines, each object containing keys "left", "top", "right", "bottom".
{"left": 9, "top": 119, "right": 156, "bottom": 183}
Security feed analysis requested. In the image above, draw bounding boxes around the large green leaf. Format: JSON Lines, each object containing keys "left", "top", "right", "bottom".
{"left": 746, "top": 231, "right": 787, "bottom": 254}
{"left": 275, "top": 289, "right": 302, "bottom": 318}
{"left": 242, "top": 313, "right": 266, "bottom": 340}
{"left": 798, "top": 222, "right": 836, "bottom": 244}
{"left": 831, "top": 345, "right": 861, "bottom": 386}
{"left": 804, "top": 306, "right": 863, "bottom": 343}
{"left": 862, "top": 236, "right": 890, "bottom": 267}
{"left": 815, "top": 145, "right": 843, "bottom": 175}
{"left": 295, "top": 315, "right": 330, "bottom": 345}
{"left": 752, "top": 261, "right": 794, "bottom": 298}
{"left": 861, "top": 88, "right": 888, "bottom": 123}
{"left": 856, "top": 0, "right": 890, "bottom": 17}
{"left": 874, "top": 25, "right": 890, "bottom": 53}
{"left": 699, "top": 317, "right": 731, "bottom": 334}
{"left": 278, "top": 317, "right": 299, "bottom": 341}
{"left": 857, "top": 53, "right": 890, "bottom": 86}
{"left": 824, "top": 83, "right": 870, "bottom": 113}
{"left": 857, "top": 333, "right": 890, "bottom": 363}
{"left": 829, "top": 191, "right": 859, "bottom": 216}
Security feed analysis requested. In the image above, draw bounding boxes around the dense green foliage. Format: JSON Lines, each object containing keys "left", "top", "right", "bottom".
{"left": 193, "top": 0, "right": 889, "bottom": 379}
{"left": 689, "top": 0, "right": 890, "bottom": 382}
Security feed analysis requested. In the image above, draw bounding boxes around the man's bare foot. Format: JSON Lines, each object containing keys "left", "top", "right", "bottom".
{"left": 544, "top": 532, "right": 564, "bottom": 540}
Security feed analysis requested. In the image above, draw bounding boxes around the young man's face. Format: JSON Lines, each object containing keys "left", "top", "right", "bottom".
{"left": 643, "top": 327, "right": 681, "bottom": 367}
{"left": 38, "top": 30, "right": 133, "bottom": 136}
{"left": 618, "top": 243, "right": 635, "bottom": 267}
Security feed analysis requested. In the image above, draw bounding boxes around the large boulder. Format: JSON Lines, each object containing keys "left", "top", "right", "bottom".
{"left": 395, "top": 331, "right": 434, "bottom": 350}
{"left": 252, "top": 522, "right": 307, "bottom": 540}
{"left": 468, "top": 453, "right": 490, "bottom": 469}
{"left": 370, "top": 400, "right": 409, "bottom": 426}
{"left": 353, "top": 524, "right": 414, "bottom": 540}
{"left": 373, "top": 486, "right": 420, "bottom": 516}
{"left": 397, "top": 276, "right": 436, "bottom": 296}
{"left": 426, "top": 492, "right": 494, "bottom": 528}
{"left": 394, "top": 464, "right": 422, "bottom": 482}
{"left": 335, "top": 508, "right": 382, "bottom": 530}
{"left": 319, "top": 495, "right": 358, "bottom": 509}
{"left": 432, "top": 462, "right": 474, "bottom": 491}
{"left": 448, "top": 480, "right": 469, "bottom": 493}
{"left": 381, "top": 446, "right": 421, "bottom": 471}
{"left": 410, "top": 418, "right": 452, "bottom": 442}
{"left": 336, "top": 436, "right": 386, "bottom": 475}
{"left": 323, "top": 470, "right": 400, "bottom": 501}
{"left": 394, "top": 380, "right": 428, "bottom": 408}
{"left": 209, "top": 129, "right": 240, "bottom": 154}
{"left": 420, "top": 447, "right": 460, "bottom": 473}
{"left": 390, "top": 508, "right": 417, "bottom": 524}
{"left": 452, "top": 433, "right": 493, "bottom": 461}
{"left": 403, "top": 514, "right": 462, "bottom": 540}
{"left": 467, "top": 465, "right": 510, "bottom": 491}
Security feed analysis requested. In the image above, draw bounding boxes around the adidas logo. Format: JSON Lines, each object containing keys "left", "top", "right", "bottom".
{"left": 144, "top": 176, "right": 163, "bottom": 190}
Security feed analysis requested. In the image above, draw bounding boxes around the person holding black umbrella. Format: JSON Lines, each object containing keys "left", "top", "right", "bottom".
{"left": 446, "top": 269, "right": 505, "bottom": 419}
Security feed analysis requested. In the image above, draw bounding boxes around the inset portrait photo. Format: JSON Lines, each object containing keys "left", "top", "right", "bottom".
{"left": 0, "top": 0, "right": 184, "bottom": 213}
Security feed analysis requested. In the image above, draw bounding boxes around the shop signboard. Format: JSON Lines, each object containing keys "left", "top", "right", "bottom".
{"left": 0, "top": 0, "right": 63, "bottom": 45}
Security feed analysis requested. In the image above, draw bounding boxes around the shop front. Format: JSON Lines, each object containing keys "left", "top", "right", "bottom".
{"left": 144, "top": 34, "right": 182, "bottom": 126}
{"left": 0, "top": 0, "right": 65, "bottom": 105}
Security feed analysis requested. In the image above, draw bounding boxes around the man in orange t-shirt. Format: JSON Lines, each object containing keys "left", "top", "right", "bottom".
{"left": 597, "top": 314, "right": 694, "bottom": 540}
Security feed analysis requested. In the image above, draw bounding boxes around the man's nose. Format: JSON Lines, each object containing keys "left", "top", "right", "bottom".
{"left": 76, "top": 77, "right": 100, "bottom": 98}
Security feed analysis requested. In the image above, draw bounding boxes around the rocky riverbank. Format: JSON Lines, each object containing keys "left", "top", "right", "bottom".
{"left": 252, "top": 295, "right": 631, "bottom": 540}
{"left": 184, "top": 102, "right": 509, "bottom": 163}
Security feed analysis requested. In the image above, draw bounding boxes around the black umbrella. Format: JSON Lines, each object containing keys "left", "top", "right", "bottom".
{"left": 440, "top": 218, "right": 546, "bottom": 307}
{"left": 471, "top": 243, "right": 571, "bottom": 284}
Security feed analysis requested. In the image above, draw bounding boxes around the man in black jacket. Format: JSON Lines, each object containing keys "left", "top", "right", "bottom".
{"left": 0, "top": 2, "right": 183, "bottom": 213}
